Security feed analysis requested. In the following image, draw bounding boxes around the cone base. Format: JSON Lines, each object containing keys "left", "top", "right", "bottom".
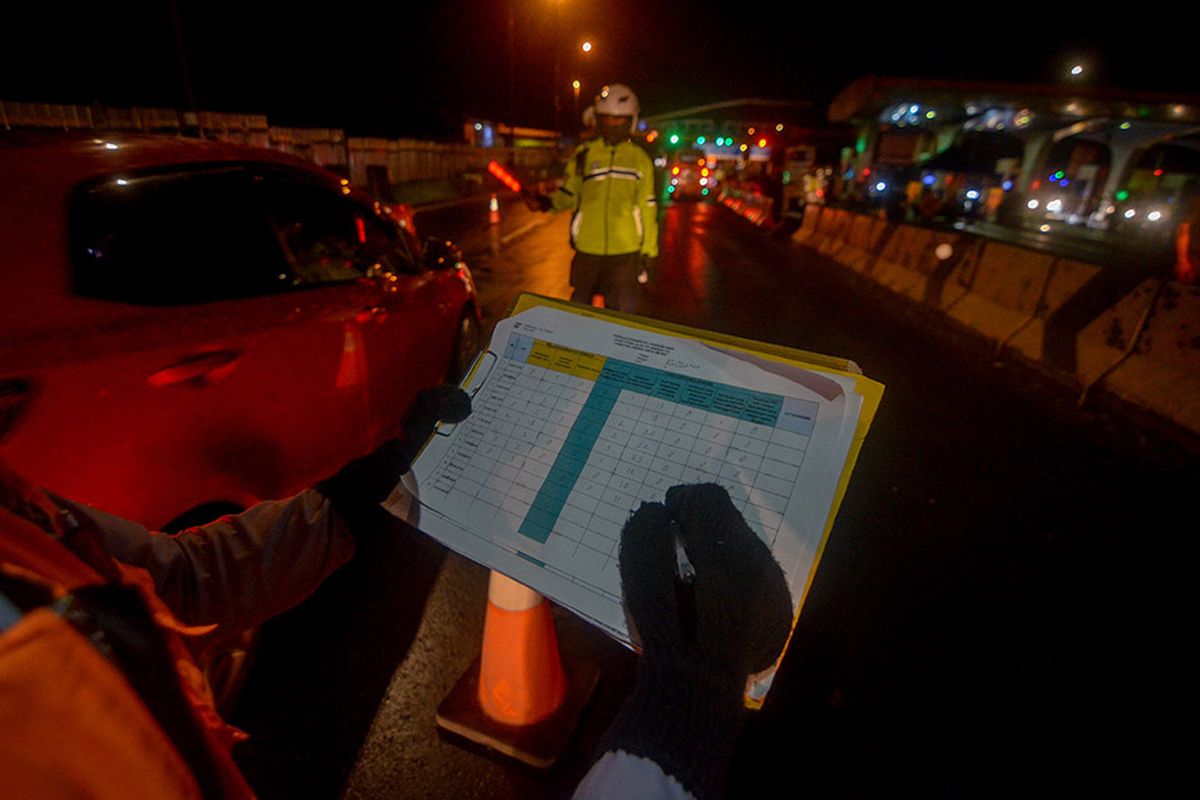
{"left": 436, "top": 654, "right": 600, "bottom": 768}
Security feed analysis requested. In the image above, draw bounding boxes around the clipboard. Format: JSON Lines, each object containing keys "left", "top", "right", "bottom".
{"left": 410, "top": 293, "right": 884, "bottom": 707}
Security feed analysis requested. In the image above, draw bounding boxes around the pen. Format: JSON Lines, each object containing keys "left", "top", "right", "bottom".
{"left": 670, "top": 521, "right": 697, "bottom": 645}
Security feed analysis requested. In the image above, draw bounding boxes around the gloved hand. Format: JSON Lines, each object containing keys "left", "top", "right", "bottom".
{"left": 314, "top": 385, "right": 471, "bottom": 536}
{"left": 603, "top": 483, "right": 793, "bottom": 799}
{"left": 522, "top": 188, "right": 552, "bottom": 212}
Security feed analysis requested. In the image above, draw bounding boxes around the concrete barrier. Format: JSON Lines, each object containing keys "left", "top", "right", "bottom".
{"left": 837, "top": 215, "right": 892, "bottom": 273}
{"left": 719, "top": 186, "right": 776, "bottom": 227}
{"left": 1005, "top": 258, "right": 1102, "bottom": 365}
{"left": 1075, "top": 279, "right": 1162, "bottom": 387}
{"left": 816, "top": 208, "right": 854, "bottom": 258}
{"left": 791, "top": 205, "right": 823, "bottom": 247}
{"left": 1083, "top": 281, "right": 1200, "bottom": 434}
{"left": 777, "top": 202, "right": 1200, "bottom": 444}
{"left": 860, "top": 223, "right": 977, "bottom": 311}
{"left": 870, "top": 223, "right": 933, "bottom": 297}
{"left": 943, "top": 242, "right": 1057, "bottom": 346}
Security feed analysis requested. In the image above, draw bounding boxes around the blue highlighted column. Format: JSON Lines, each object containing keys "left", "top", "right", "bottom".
{"left": 518, "top": 367, "right": 621, "bottom": 543}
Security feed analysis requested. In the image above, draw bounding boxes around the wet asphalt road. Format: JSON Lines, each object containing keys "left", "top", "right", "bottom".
{"left": 229, "top": 196, "right": 1194, "bottom": 799}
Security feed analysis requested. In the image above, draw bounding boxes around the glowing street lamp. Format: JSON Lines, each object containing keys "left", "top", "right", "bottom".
{"left": 581, "top": 40, "right": 592, "bottom": 53}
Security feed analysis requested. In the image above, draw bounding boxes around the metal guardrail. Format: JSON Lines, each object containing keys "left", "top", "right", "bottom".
{"left": 1, "top": 99, "right": 561, "bottom": 192}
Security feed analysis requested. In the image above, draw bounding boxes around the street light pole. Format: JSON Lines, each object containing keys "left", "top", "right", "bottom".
{"left": 554, "top": 50, "right": 562, "bottom": 132}
{"left": 551, "top": 2, "right": 563, "bottom": 133}
{"left": 508, "top": 3, "right": 515, "bottom": 143}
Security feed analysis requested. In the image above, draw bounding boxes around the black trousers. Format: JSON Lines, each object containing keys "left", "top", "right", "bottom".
{"left": 569, "top": 251, "right": 641, "bottom": 313}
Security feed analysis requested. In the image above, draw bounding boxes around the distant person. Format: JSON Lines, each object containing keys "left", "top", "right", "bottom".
{"left": 985, "top": 185, "right": 1005, "bottom": 222}
{"left": 761, "top": 161, "right": 785, "bottom": 225}
{"left": 1175, "top": 188, "right": 1199, "bottom": 283}
{"left": 525, "top": 83, "right": 659, "bottom": 312}
{"left": 905, "top": 178, "right": 924, "bottom": 222}
{"left": 919, "top": 188, "right": 943, "bottom": 222}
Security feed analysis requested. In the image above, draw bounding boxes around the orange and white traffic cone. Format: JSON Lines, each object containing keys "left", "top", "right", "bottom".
{"left": 436, "top": 570, "right": 599, "bottom": 767}
{"left": 488, "top": 193, "right": 501, "bottom": 225}
{"left": 477, "top": 572, "right": 566, "bottom": 725}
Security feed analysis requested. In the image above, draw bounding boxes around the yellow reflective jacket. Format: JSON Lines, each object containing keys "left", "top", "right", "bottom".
{"left": 550, "top": 138, "right": 659, "bottom": 258}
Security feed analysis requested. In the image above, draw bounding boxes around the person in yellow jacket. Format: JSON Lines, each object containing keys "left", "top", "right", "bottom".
{"left": 527, "top": 83, "right": 659, "bottom": 313}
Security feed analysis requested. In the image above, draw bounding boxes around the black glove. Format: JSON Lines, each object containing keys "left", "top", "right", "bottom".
{"left": 603, "top": 483, "right": 793, "bottom": 799}
{"left": 522, "top": 188, "right": 552, "bottom": 212}
{"left": 314, "top": 385, "right": 471, "bottom": 536}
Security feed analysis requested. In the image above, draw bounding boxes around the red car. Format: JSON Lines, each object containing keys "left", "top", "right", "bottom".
{"left": 0, "top": 133, "right": 481, "bottom": 530}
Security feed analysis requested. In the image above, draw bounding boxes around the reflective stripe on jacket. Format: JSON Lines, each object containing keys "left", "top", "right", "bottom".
{"left": 551, "top": 138, "right": 659, "bottom": 258}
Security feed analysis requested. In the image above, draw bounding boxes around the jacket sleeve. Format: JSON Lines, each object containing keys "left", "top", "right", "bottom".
{"left": 638, "top": 151, "right": 659, "bottom": 258}
{"left": 53, "top": 490, "right": 357, "bottom": 634}
{"left": 573, "top": 751, "right": 695, "bottom": 800}
{"left": 550, "top": 145, "right": 585, "bottom": 213}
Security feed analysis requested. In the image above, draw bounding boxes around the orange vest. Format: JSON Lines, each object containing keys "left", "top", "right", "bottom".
{"left": 0, "top": 459, "right": 254, "bottom": 800}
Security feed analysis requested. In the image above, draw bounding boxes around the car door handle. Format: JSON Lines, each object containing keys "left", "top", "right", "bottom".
{"left": 148, "top": 350, "right": 241, "bottom": 387}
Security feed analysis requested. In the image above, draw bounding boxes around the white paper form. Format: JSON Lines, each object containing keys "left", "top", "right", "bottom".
{"left": 406, "top": 306, "right": 864, "bottom": 649}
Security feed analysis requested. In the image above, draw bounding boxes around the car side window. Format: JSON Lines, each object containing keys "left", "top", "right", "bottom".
{"left": 254, "top": 166, "right": 417, "bottom": 285}
{"left": 70, "top": 165, "right": 292, "bottom": 305}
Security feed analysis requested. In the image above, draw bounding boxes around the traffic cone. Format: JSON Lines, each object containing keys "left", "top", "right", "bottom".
{"left": 477, "top": 572, "right": 566, "bottom": 725}
{"left": 488, "top": 193, "right": 501, "bottom": 225}
{"left": 436, "top": 570, "right": 600, "bottom": 767}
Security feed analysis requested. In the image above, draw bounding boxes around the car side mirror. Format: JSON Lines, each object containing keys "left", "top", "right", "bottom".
{"left": 422, "top": 237, "right": 463, "bottom": 271}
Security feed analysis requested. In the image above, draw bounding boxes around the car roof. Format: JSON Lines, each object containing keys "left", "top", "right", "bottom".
{"left": 0, "top": 131, "right": 331, "bottom": 186}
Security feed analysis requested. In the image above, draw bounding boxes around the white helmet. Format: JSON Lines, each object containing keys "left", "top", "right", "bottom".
{"left": 594, "top": 84, "right": 639, "bottom": 133}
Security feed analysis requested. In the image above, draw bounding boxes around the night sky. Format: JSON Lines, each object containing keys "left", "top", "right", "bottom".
{"left": 3, "top": 2, "right": 1196, "bottom": 139}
